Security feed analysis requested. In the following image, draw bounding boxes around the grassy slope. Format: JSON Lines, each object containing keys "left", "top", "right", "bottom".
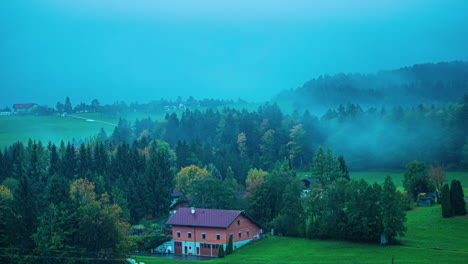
{"left": 0, "top": 115, "right": 116, "bottom": 147}
{"left": 349, "top": 171, "right": 468, "bottom": 196}
{"left": 0, "top": 102, "right": 263, "bottom": 147}
{"left": 135, "top": 205, "right": 468, "bottom": 264}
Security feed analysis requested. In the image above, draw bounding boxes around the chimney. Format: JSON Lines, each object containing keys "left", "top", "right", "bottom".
{"left": 191, "top": 207, "right": 195, "bottom": 214}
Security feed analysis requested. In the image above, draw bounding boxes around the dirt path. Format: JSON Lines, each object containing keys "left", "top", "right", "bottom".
{"left": 67, "top": 115, "right": 117, "bottom": 127}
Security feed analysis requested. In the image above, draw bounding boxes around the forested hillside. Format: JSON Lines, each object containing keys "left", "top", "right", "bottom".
{"left": 275, "top": 61, "right": 468, "bottom": 113}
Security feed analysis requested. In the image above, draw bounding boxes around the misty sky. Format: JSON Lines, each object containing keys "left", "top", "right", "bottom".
{"left": 1, "top": 0, "right": 467, "bottom": 107}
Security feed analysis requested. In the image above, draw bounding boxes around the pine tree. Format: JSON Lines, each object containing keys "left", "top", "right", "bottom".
{"left": 441, "top": 184, "right": 453, "bottom": 218}
{"left": 48, "top": 144, "right": 60, "bottom": 177}
{"left": 450, "top": 180, "right": 466, "bottom": 216}
{"left": 311, "top": 147, "right": 325, "bottom": 185}
{"left": 14, "top": 175, "right": 38, "bottom": 249}
{"left": 337, "top": 156, "right": 350, "bottom": 180}
{"left": 145, "top": 141, "right": 174, "bottom": 217}
{"left": 62, "top": 143, "right": 77, "bottom": 180}
{"left": 64, "top": 96, "right": 72, "bottom": 113}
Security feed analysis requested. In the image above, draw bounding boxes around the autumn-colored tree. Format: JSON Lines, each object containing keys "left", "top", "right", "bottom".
{"left": 429, "top": 164, "right": 446, "bottom": 193}
{"left": 0, "top": 186, "right": 15, "bottom": 249}
{"left": 288, "top": 124, "right": 306, "bottom": 169}
{"left": 259, "top": 129, "right": 277, "bottom": 169}
{"left": 70, "top": 179, "right": 130, "bottom": 259}
{"left": 245, "top": 168, "right": 268, "bottom": 192}
{"left": 176, "top": 165, "right": 210, "bottom": 194}
{"left": 237, "top": 133, "right": 247, "bottom": 157}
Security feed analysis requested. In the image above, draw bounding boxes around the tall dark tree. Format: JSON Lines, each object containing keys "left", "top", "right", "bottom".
{"left": 450, "top": 180, "right": 466, "bottom": 216}
{"left": 441, "top": 183, "right": 453, "bottom": 218}
{"left": 112, "top": 118, "right": 133, "bottom": 144}
{"left": 145, "top": 141, "right": 174, "bottom": 217}
{"left": 77, "top": 144, "right": 92, "bottom": 179}
{"left": 14, "top": 175, "right": 38, "bottom": 249}
{"left": 225, "top": 234, "right": 233, "bottom": 255}
{"left": 48, "top": 144, "right": 60, "bottom": 177}
{"left": 381, "top": 176, "right": 406, "bottom": 244}
{"left": 64, "top": 96, "right": 72, "bottom": 113}
{"left": 337, "top": 156, "right": 350, "bottom": 180}
{"left": 272, "top": 178, "right": 304, "bottom": 236}
{"left": 61, "top": 143, "right": 77, "bottom": 180}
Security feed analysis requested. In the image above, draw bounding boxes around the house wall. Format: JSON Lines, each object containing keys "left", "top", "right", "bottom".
{"left": 225, "top": 215, "right": 261, "bottom": 245}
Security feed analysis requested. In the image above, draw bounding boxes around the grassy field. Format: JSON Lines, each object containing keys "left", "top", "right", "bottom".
{"left": 134, "top": 205, "right": 468, "bottom": 264}
{"left": 0, "top": 114, "right": 117, "bottom": 147}
{"left": 0, "top": 102, "right": 265, "bottom": 147}
{"left": 349, "top": 171, "right": 468, "bottom": 196}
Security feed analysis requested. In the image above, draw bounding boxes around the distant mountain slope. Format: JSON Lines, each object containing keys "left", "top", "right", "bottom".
{"left": 275, "top": 61, "right": 468, "bottom": 112}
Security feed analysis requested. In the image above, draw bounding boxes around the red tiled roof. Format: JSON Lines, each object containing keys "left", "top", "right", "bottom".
{"left": 13, "top": 103, "right": 37, "bottom": 109}
{"left": 166, "top": 208, "right": 243, "bottom": 228}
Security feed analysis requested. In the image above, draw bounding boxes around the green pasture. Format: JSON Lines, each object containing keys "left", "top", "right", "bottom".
{"left": 134, "top": 205, "right": 468, "bottom": 264}
{"left": 0, "top": 114, "right": 115, "bottom": 147}
{"left": 0, "top": 103, "right": 267, "bottom": 147}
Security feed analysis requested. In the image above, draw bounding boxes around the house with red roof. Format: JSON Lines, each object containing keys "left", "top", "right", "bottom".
{"left": 165, "top": 208, "right": 261, "bottom": 257}
{"left": 13, "top": 103, "right": 38, "bottom": 113}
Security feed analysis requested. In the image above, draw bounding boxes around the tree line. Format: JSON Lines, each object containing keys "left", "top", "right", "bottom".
{"left": 111, "top": 95, "right": 468, "bottom": 173}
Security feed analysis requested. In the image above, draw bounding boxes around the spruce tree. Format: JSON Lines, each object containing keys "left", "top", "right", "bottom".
{"left": 441, "top": 184, "right": 453, "bottom": 218}
{"left": 14, "top": 175, "right": 38, "bottom": 249}
{"left": 450, "top": 180, "right": 466, "bottom": 216}
{"left": 311, "top": 147, "right": 325, "bottom": 185}
{"left": 226, "top": 234, "right": 234, "bottom": 255}
{"left": 338, "top": 156, "right": 350, "bottom": 180}
{"left": 64, "top": 96, "right": 72, "bottom": 113}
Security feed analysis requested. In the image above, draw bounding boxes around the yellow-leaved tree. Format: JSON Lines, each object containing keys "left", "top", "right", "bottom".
{"left": 176, "top": 165, "right": 210, "bottom": 194}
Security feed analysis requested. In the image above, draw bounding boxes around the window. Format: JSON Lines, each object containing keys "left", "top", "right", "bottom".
{"left": 246, "top": 230, "right": 250, "bottom": 237}
{"left": 188, "top": 232, "right": 192, "bottom": 239}
{"left": 230, "top": 233, "right": 233, "bottom": 239}
{"left": 202, "top": 233, "right": 206, "bottom": 239}
{"left": 238, "top": 232, "right": 242, "bottom": 239}
{"left": 216, "top": 234, "right": 220, "bottom": 240}
{"left": 237, "top": 220, "right": 240, "bottom": 226}
{"left": 176, "top": 231, "right": 181, "bottom": 238}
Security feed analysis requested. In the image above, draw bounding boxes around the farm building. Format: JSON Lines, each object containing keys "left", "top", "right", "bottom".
{"left": 165, "top": 208, "right": 261, "bottom": 257}
{"left": 13, "top": 103, "right": 38, "bottom": 113}
{"left": 170, "top": 189, "right": 190, "bottom": 214}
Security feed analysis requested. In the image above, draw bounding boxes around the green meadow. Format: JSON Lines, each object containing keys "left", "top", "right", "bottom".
{"left": 0, "top": 102, "right": 267, "bottom": 147}
{"left": 0, "top": 114, "right": 116, "bottom": 147}
{"left": 0, "top": 111, "right": 182, "bottom": 147}
{"left": 134, "top": 205, "right": 468, "bottom": 264}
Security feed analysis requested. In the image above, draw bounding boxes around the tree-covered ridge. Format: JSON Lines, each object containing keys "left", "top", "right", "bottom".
{"left": 276, "top": 61, "right": 468, "bottom": 112}
{"left": 111, "top": 95, "right": 468, "bottom": 172}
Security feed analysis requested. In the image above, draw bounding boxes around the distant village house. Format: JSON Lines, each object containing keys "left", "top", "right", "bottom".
{"left": 13, "top": 103, "right": 38, "bottom": 114}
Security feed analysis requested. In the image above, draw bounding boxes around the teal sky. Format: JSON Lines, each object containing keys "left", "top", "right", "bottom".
{"left": 1, "top": 0, "right": 467, "bottom": 107}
